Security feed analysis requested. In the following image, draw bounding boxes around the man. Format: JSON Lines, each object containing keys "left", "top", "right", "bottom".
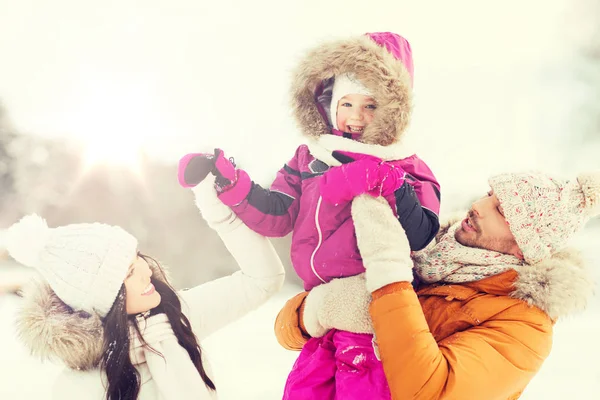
{"left": 275, "top": 171, "right": 599, "bottom": 400}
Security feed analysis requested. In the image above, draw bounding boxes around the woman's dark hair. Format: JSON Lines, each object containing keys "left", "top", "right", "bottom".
{"left": 100, "top": 253, "right": 215, "bottom": 400}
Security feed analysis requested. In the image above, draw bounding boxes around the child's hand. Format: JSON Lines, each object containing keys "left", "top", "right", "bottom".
{"left": 320, "top": 152, "right": 406, "bottom": 204}
{"left": 178, "top": 148, "right": 237, "bottom": 190}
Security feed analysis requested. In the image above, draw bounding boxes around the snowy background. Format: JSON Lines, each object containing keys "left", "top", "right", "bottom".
{"left": 1, "top": 0, "right": 599, "bottom": 398}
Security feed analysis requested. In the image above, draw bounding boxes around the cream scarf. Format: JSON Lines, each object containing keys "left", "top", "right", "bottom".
{"left": 306, "top": 134, "right": 414, "bottom": 166}
{"left": 129, "top": 313, "right": 215, "bottom": 400}
{"left": 413, "top": 222, "right": 523, "bottom": 284}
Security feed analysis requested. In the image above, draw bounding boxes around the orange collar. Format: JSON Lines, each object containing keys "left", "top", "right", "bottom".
{"left": 417, "top": 269, "right": 519, "bottom": 300}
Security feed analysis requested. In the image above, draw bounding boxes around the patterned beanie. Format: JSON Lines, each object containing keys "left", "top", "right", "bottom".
{"left": 6, "top": 214, "right": 138, "bottom": 317}
{"left": 489, "top": 171, "right": 600, "bottom": 265}
{"left": 330, "top": 73, "right": 373, "bottom": 130}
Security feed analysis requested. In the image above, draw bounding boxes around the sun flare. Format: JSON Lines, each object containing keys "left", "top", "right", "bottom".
{"left": 65, "top": 79, "right": 156, "bottom": 174}
{"left": 82, "top": 135, "right": 145, "bottom": 172}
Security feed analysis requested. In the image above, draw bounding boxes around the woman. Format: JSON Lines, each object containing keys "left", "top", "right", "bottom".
{"left": 7, "top": 176, "right": 285, "bottom": 400}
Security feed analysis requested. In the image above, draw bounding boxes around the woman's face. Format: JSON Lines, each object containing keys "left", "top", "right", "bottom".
{"left": 124, "top": 255, "right": 162, "bottom": 315}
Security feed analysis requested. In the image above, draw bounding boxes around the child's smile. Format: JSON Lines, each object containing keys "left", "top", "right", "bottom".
{"left": 335, "top": 93, "right": 377, "bottom": 135}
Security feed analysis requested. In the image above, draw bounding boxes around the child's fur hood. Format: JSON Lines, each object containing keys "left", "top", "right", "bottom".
{"left": 291, "top": 34, "right": 413, "bottom": 147}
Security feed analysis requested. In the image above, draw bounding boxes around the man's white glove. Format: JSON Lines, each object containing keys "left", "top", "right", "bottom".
{"left": 352, "top": 195, "right": 414, "bottom": 292}
{"left": 302, "top": 274, "right": 374, "bottom": 337}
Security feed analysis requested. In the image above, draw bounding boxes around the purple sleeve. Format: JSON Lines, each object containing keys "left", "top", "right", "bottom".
{"left": 402, "top": 157, "right": 441, "bottom": 216}
{"left": 228, "top": 148, "right": 303, "bottom": 237}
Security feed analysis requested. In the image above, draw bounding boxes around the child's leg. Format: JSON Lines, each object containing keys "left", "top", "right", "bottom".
{"left": 333, "top": 330, "right": 391, "bottom": 400}
{"left": 283, "top": 330, "right": 337, "bottom": 400}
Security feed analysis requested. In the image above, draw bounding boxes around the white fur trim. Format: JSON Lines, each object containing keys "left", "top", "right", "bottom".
{"left": 511, "top": 247, "right": 595, "bottom": 320}
{"left": 303, "top": 274, "right": 374, "bottom": 337}
{"left": 306, "top": 139, "right": 342, "bottom": 167}
{"left": 307, "top": 135, "right": 414, "bottom": 167}
{"left": 17, "top": 278, "right": 105, "bottom": 370}
{"left": 351, "top": 195, "right": 414, "bottom": 292}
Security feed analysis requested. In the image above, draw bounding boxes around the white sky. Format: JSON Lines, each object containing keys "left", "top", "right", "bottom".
{"left": 0, "top": 0, "right": 593, "bottom": 212}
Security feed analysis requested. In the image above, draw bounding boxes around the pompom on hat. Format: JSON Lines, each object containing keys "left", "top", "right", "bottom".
{"left": 6, "top": 214, "right": 138, "bottom": 317}
{"left": 489, "top": 171, "right": 600, "bottom": 265}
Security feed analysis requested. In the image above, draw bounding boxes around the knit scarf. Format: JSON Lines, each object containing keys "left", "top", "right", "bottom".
{"left": 129, "top": 313, "right": 215, "bottom": 400}
{"left": 306, "top": 134, "right": 414, "bottom": 167}
{"left": 413, "top": 222, "right": 523, "bottom": 284}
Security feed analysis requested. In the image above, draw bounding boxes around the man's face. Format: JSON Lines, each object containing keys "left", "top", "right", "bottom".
{"left": 455, "top": 190, "right": 523, "bottom": 258}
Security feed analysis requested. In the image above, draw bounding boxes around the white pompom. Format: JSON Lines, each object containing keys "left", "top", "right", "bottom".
{"left": 6, "top": 214, "right": 50, "bottom": 268}
{"left": 578, "top": 172, "right": 600, "bottom": 218}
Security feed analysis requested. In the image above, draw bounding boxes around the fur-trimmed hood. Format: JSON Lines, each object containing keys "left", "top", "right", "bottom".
{"left": 430, "top": 216, "right": 595, "bottom": 320}
{"left": 16, "top": 263, "right": 169, "bottom": 371}
{"left": 291, "top": 32, "right": 414, "bottom": 146}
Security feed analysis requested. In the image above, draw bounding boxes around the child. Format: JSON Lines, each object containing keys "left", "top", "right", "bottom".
{"left": 7, "top": 177, "right": 285, "bottom": 400}
{"left": 178, "top": 32, "right": 440, "bottom": 399}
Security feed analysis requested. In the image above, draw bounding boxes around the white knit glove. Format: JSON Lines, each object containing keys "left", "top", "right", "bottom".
{"left": 303, "top": 274, "right": 374, "bottom": 338}
{"left": 351, "top": 195, "right": 414, "bottom": 293}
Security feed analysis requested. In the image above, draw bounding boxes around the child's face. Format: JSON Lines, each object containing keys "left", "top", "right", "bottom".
{"left": 335, "top": 94, "right": 377, "bottom": 134}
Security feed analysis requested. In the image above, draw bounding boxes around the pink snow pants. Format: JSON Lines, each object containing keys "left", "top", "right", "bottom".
{"left": 282, "top": 329, "right": 391, "bottom": 400}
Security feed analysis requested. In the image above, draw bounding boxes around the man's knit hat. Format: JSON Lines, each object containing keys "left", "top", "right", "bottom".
{"left": 330, "top": 73, "right": 373, "bottom": 130}
{"left": 6, "top": 214, "right": 138, "bottom": 317}
{"left": 489, "top": 171, "right": 600, "bottom": 265}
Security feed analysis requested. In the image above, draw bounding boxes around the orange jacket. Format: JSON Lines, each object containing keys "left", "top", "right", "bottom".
{"left": 275, "top": 269, "right": 556, "bottom": 400}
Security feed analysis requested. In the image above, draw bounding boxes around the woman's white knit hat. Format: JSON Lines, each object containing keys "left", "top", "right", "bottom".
{"left": 6, "top": 214, "right": 138, "bottom": 317}
{"left": 330, "top": 73, "right": 373, "bottom": 130}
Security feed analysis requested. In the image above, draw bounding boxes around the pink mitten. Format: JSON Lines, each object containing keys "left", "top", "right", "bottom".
{"left": 211, "top": 149, "right": 237, "bottom": 190}
{"left": 178, "top": 148, "right": 236, "bottom": 188}
{"left": 178, "top": 151, "right": 215, "bottom": 188}
{"left": 178, "top": 149, "right": 251, "bottom": 206}
{"left": 320, "top": 151, "right": 405, "bottom": 205}
{"left": 374, "top": 161, "right": 406, "bottom": 197}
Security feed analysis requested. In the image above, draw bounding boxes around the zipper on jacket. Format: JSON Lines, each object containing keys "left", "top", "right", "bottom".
{"left": 310, "top": 196, "right": 327, "bottom": 284}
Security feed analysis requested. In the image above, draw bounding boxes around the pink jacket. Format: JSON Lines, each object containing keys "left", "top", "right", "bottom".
{"left": 227, "top": 140, "right": 440, "bottom": 290}
{"left": 222, "top": 32, "right": 441, "bottom": 290}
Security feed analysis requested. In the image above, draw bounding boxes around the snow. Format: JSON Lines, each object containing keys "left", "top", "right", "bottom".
{"left": 0, "top": 262, "right": 38, "bottom": 294}
{"left": 352, "top": 353, "right": 367, "bottom": 366}
{"left": 1, "top": 229, "right": 599, "bottom": 399}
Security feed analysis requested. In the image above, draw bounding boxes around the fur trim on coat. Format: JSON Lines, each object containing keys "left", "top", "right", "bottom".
{"left": 511, "top": 248, "right": 594, "bottom": 320}
{"left": 16, "top": 262, "right": 169, "bottom": 371}
{"left": 432, "top": 213, "right": 595, "bottom": 320}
